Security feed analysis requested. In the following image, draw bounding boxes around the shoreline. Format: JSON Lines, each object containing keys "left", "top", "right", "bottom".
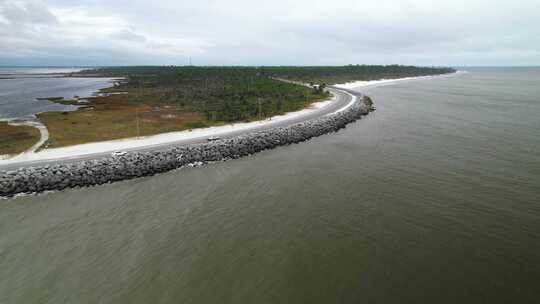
{"left": 0, "top": 90, "right": 373, "bottom": 197}
{"left": 0, "top": 71, "right": 461, "bottom": 196}
{"left": 0, "top": 94, "right": 340, "bottom": 165}
{"left": 0, "top": 75, "right": 120, "bottom": 121}
{"left": 0, "top": 76, "right": 118, "bottom": 159}
{"left": 0, "top": 72, "right": 456, "bottom": 166}
{"left": 334, "top": 70, "right": 464, "bottom": 90}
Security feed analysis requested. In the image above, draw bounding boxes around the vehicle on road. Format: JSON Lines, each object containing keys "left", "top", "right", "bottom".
{"left": 207, "top": 136, "right": 221, "bottom": 142}
{"left": 111, "top": 151, "right": 128, "bottom": 157}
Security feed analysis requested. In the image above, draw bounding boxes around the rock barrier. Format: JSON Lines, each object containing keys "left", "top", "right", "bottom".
{"left": 0, "top": 95, "right": 374, "bottom": 197}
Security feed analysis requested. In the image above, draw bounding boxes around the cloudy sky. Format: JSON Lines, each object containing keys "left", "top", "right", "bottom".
{"left": 0, "top": 0, "right": 538, "bottom": 66}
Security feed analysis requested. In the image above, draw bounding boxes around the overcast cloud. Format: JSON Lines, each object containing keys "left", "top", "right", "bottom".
{"left": 0, "top": 0, "right": 538, "bottom": 66}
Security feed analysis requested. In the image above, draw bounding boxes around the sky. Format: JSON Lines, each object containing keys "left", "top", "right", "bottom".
{"left": 0, "top": 0, "right": 538, "bottom": 67}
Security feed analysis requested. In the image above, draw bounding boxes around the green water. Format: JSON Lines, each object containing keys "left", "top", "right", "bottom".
{"left": 1, "top": 68, "right": 539, "bottom": 303}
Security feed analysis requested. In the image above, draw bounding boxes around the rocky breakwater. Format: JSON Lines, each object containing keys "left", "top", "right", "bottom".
{"left": 0, "top": 95, "right": 375, "bottom": 197}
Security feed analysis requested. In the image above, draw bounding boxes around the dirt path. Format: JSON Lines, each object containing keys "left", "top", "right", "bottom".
{"left": 6, "top": 119, "right": 49, "bottom": 156}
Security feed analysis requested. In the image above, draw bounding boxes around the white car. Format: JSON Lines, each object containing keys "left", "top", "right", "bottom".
{"left": 207, "top": 136, "right": 221, "bottom": 142}
{"left": 111, "top": 151, "right": 128, "bottom": 157}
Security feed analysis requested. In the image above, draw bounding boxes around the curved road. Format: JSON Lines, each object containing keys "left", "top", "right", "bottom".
{"left": 0, "top": 87, "right": 359, "bottom": 171}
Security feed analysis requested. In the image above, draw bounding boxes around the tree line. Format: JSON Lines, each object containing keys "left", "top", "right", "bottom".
{"left": 81, "top": 65, "right": 454, "bottom": 122}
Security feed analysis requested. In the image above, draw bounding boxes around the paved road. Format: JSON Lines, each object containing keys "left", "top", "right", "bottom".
{"left": 0, "top": 87, "right": 359, "bottom": 171}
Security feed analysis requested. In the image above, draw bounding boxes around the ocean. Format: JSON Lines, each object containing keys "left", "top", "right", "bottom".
{"left": 0, "top": 67, "right": 539, "bottom": 303}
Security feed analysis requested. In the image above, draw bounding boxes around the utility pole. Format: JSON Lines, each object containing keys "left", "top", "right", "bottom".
{"left": 258, "top": 98, "right": 262, "bottom": 120}
{"left": 138, "top": 79, "right": 143, "bottom": 99}
{"left": 136, "top": 107, "right": 140, "bottom": 139}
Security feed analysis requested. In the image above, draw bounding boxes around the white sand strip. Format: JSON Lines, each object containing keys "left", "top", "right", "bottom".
{"left": 334, "top": 71, "right": 465, "bottom": 90}
{"left": 1, "top": 96, "right": 337, "bottom": 164}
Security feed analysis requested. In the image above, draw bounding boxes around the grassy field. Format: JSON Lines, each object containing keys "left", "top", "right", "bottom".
{"left": 0, "top": 122, "right": 41, "bottom": 155}
{"left": 38, "top": 94, "right": 217, "bottom": 148}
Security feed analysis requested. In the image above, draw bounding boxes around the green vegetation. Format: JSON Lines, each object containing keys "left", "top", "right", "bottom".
{"left": 82, "top": 66, "right": 331, "bottom": 122}
{"left": 38, "top": 94, "right": 213, "bottom": 148}
{"left": 184, "top": 121, "right": 210, "bottom": 129}
{"left": 0, "top": 122, "right": 40, "bottom": 155}
{"left": 80, "top": 65, "right": 453, "bottom": 121}
{"left": 37, "top": 65, "right": 453, "bottom": 148}
{"left": 259, "top": 65, "right": 456, "bottom": 84}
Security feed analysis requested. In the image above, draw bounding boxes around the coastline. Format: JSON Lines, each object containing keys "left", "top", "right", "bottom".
{"left": 0, "top": 94, "right": 340, "bottom": 165}
{"left": 0, "top": 72, "right": 456, "bottom": 165}
{"left": 0, "top": 89, "right": 373, "bottom": 197}
{"left": 334, "top": 70, "right": 464, "bottom": 90}
{"left": 0, "top": 76, "right": 118, "bottom": 159}
{"left": 0, "top": 71, "right": 462, "bottom": 196}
